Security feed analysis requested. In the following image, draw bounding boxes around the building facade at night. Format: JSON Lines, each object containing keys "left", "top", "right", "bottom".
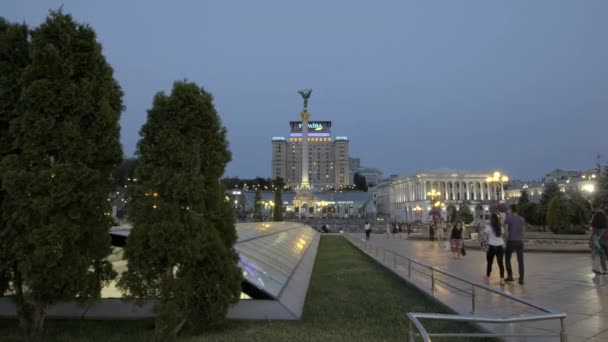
{"left": 272, "top": 120, "right": 350, "bottom": 190}
{"left": 371, "top": 169, "right": 509, "bottom": 223}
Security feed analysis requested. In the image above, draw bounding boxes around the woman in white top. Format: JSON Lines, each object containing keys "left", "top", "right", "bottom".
{"left": 484, "top": 213, "right": 506, "bottom": 285}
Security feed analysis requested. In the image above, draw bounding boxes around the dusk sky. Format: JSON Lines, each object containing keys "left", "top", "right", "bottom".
{"left": 3, "top": 0, "right": 607, "bottom": 181}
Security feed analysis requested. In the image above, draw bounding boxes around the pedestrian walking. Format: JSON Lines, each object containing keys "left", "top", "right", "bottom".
{"left": 450, "top": 221, "right": 465, "bottom": 258}
{"left": 484, "top": 213, "right": 506, "bottom": 285}
{"left": 436, "top": 220, "right": 445, "bottom": 247}
{"left": 504, "top": 204, "right": 526, "bottom": 284}
{"left": 428, "top": 219, "right": 435, "bottom": 242}
{"left": 385, "top": 223, "right": 391, "bottom": 238}
{"left": 364, "top": 221, "right": 371, "bottom": 241}
{"left": 590, "top": 211, "right": 608, "bottom": 274}
{"left": 590, "top": 230, "right": 606, "bottom": 274}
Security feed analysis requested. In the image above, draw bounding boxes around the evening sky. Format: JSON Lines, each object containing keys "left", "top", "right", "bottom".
{"left": 2, "top": 0, "right": 607, "bottom": 180}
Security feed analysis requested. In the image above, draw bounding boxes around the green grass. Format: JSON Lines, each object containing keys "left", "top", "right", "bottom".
{"left": 0, "top": 236, "right": 490, "bottom": 341}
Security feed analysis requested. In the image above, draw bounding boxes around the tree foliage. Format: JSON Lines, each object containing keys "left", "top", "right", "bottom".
{"left": 273, "top": 177, "right": 284, "bottom": 221}
{"left": 547, "top": 194, "right": 570, "bottom": 233}
{"left": 455, "top": 204, "right": 474, "bottom": 224}
{"left": 518, "top": 190, "right": 530, "bottom": 206}
{"left": 567, "top": 190, "right": 591, "bottom": 226}
{"left": 111, "top": 157, "right": 138, "bottom": 187}
{"left": 519, "top": 202, "right": 540, "bottom": 226}
{"left": 538, "top": 182, "right": 561, "bottom": 227}
{"left": 595, "top": 164, "right": 608, "bottom": 212}
{"left": 0, "top": 17, "right": 30, "bottom": 298}
{"left": 253, "top": 189, "right": 262, "bottom": 222}
{"left": 118, "top": 81, "right": 241, "bottom": 336}
{"left": 353, "top": 172, "right": 368, "bottom": 191}
{"left": 221, "top": 176, "right": 290, "bottom": 191}
{"left": 273, "top": 188, "right": 283, "bottom": 221}
{"left": 0, "top": 11, "right": 122, "bottom": 333}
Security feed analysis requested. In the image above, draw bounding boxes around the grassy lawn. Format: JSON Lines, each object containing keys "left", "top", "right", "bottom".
{"left": 0, "top": 236, "right": 489, "bottom": 341}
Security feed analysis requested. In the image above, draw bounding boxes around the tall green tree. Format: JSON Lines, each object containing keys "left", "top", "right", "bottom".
{"left": 518, "top": 190, "right": 530, "bottom": 206}
{"left": 273, "top": 178, "right": 284, "bottom": 221}
{"left": 547, "top": 194, "right": 570, "bottom": 233}
{"left": 594, "top": 164, "right": 608, "bottom": 212}
{"left": 254, "top": 189, "right": 262, "bottom": 222}
{"left": 118, "top": 81, "right": 241, "bottom": 336}
{"left": 111, "top": 157, "right": 138, "bottom": 187}
{"left": 0, "top": 18, "right": 30, "bottom": 297}
{"left": 354, "top": 172, "right": 368, "bottom": 191}
{"left": 0, "top": 11, "right": 122, "bottom": 333}
{"left": 567, "top": 190, "right": 591, "bottom": 226}
{"left": 538, "top": 182, "right": 561, "bottom": 229}
{"left": 455, "top": 204, "right": 474, "bottom": 224}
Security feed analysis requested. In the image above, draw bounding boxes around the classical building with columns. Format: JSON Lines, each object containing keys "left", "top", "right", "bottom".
{"left": 371, "top": 169, "right": 509, "bottom": 222}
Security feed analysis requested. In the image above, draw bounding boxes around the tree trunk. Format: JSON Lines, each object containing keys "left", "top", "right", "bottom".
{"left": 31, "top": 303, "right": 47, "bottom": 335}
{"left": 171, "top": 317, "right": 188, "bottom": 337}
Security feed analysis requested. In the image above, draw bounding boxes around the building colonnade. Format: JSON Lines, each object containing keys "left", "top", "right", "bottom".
{"left": 373, "top": 170, "right": 508, "bottom": 223}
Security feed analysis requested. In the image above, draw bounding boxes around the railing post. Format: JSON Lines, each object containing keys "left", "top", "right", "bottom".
{"left": 560, "top": 317, "right": 568, "bottom": 342}
{"left": 408, "top": 259, "right": 411, "bottom": 278}
{"left": 471, "top": 285, "right": 476, "bottom": 314}
{"left": 431, "top": 268, "right": 435, "bottom": 296}
{"left": 408, "top": 321, "right": 415, "bottom": 342}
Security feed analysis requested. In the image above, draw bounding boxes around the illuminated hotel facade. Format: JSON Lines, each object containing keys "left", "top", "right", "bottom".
{"left": 272, "top": 121, "right": 350, "bottom": 189}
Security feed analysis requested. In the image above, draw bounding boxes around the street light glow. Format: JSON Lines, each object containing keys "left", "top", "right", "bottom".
{"left": 582, "top": 184, "right": 595, "bottom": 193}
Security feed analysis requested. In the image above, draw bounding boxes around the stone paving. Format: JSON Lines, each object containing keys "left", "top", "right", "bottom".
{"left": 346, "top": 233, "right": 608, "bottom": 342}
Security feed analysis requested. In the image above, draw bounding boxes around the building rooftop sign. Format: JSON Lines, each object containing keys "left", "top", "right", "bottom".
{"left": 272, "top": 136, "right": 286, "bottom": 141}
{"left": 289, "top": 121, "right": 332, "bottom": 133}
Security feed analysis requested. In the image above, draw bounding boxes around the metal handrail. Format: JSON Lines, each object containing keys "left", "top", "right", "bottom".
{"left": 344, "top": 234, "right": 568, "bottom": 341}
{"left": 406, "top": 312, "right": 568, "bottom": 341}
{"left": 347, "top": 234, "right": 559, "bottom": 314}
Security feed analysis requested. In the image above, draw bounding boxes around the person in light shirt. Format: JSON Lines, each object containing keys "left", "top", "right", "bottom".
{"left": 484, "top": 213, "right": 506, "bottom": 285}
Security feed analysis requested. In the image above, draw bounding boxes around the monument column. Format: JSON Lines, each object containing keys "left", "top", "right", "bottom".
{"left": 300, "top": 105, "right": 310, "bottom": 188}
{"left": 294, "top": 89, "right": 314, "bottom": 218}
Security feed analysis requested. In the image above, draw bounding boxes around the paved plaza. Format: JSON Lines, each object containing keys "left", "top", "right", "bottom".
{"left": 347, "top": 233, "right": 608, "bottom": 342}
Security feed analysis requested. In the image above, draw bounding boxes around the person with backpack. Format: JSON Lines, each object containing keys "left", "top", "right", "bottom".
{"left": 590, "top": 211, "right": 608, "bottom": 275}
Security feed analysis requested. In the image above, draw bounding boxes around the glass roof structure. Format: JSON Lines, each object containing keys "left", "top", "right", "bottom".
{"left": 235, "top": 222, "right": 316, "bottom": 299}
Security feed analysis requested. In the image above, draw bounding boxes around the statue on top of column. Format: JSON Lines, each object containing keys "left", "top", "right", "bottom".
{"left": 298, "top": 89, "right": 312, "bottom": 111}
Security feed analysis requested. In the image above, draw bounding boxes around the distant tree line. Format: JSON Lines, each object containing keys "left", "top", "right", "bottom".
{"left": 516, "top": 174, "right": 604, "bottom": 234}
{"left": 221, "top": 176, "right": 292, "bottom": 191}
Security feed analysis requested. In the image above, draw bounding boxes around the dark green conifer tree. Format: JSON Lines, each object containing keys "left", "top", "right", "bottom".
{"left": 538, "top": 182, "right": 561, "bottom": 229}
{"left": 594, "top": 164, "right": 608, "bottom": 212}
{"left": 0, "top": 11, "right": 122, "bottom": 333}
{"left": 0, "top": 17, "right": 30, "bottom": 297}
{"left": 254, "top": 189, "right": 263, "bottom": 222}
{"left": 547, "top": 194, "right": 570, "bottom": 233}
{"left": 273, "top": 178, "right": 284, "bottom": 221}
{"left": 119, "top": 81, "right": 241, "bottom": 336}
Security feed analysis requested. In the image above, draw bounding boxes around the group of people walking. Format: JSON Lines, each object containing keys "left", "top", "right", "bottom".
{"left": 426, "top": 204, "right": 526, "bottom": 286}
{"left": 363, "top": 206, "right": 608, "bottom": 287}
{"left": 482, "top": 204, "right": 526, "bottom": 286}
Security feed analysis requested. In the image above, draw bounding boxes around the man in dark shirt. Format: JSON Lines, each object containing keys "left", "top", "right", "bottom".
{"left": 504, "top": 204, "right": 526, "bottom": 284}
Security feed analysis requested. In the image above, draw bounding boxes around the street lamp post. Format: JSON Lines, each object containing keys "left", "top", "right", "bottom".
{"left": 582, "top": 184, "right": 595, "bottom": 211}
{"left": 413, "top": 205, "right": 422, "bottom": 221}
{"left": 485, "top": 171, "right": 509, "bottom": 202}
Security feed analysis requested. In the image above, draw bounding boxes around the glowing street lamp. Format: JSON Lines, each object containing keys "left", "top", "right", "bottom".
{"left": 427, "top": 189, "right": 441, "bottom": 202}
{"left": 486, "top": 171, "right": 509, "bottom": 201}
{"left": 413, "top": 205, "right": 422, "bottom": 220}
{"left": 582, "top": 183, "right": 596, "bottom": 210}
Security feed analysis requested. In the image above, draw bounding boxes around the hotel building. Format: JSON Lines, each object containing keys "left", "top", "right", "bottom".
{"left": 272, "top": 121, "right": 350, "bottom": 189}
